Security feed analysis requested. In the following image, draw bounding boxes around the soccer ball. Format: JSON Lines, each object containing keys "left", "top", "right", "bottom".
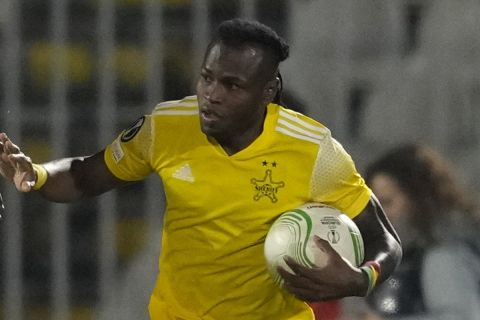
{"left": 264, "top": 203, "right": 364, "bottom": 285}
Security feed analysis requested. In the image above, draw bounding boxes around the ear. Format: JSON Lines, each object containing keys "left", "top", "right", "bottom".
{"left": 263, "top": 77, "right": 280, "bottom": 103}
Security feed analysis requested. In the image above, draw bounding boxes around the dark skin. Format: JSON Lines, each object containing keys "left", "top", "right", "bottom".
{"left": 197, "top": 42, "right": 279, "bottom": 155}
{"left": 0, "top": 41, "right": 401, "bottom": 302}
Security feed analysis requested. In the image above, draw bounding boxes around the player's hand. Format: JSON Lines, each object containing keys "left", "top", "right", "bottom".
{"left": 277, "top": 235, "right": 367, "bottom": 302}
{"left": 0, "top": 133, "right": 36, "bottom": 192}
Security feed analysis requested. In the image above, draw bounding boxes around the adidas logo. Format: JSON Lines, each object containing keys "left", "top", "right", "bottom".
{"left": 172, "top": 164, "right": 195, "bottom": 182}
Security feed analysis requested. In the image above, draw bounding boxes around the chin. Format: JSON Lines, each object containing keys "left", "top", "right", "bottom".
{"left": 200, "top": 122, "right": 218, "bottom": 137}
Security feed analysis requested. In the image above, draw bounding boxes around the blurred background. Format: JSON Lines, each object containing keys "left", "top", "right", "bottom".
{"left": 0, "top": 0, "right": 479, "bottom": 319}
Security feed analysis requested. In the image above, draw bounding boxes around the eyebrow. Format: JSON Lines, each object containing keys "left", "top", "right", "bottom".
{"left": 202, "top": 67, "right": 248, "bottom": 84}
{"left": 221, "top": 74, "right": 247, "bottom": 84}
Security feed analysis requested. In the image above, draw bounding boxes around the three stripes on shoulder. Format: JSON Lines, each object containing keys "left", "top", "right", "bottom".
{"left": 276, "top": 110, "right": 329, "bottom": 145}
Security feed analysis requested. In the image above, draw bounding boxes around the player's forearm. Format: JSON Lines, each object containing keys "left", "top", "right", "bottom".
{"left": 367, "top": 199, "right": 403, "bottom": 285}
{"left": 355, "top": 198, "right": 403, "bottom": 289}
{"left": 37, "top": 152, "right": 121, "bottom": 202}
{"left": 363, "top": 228, "right": 402, "bottom": 284}
{"left": 38, "top": 157, "right": 88, "bottom": 202}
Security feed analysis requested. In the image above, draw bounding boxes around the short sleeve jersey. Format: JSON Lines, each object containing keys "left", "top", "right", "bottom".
{"left": 104, "top": 95, "right": 371, "bottom": 320}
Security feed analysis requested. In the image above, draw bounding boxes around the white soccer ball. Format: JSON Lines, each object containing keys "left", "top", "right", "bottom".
{"left": 264, "top": 203, "right": 364, "bottom": 285}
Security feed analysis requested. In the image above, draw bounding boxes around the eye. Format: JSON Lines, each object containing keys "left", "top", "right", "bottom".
{"left": 228, "top": 83, "right": 239, "bottom": 90}
{"left": 201, "top": 72, "right": 213, "bottom": 84}
{"left": 224, "top": 80, "right": 241, "bottom": 91}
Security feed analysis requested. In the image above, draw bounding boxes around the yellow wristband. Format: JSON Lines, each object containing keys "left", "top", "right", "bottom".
{"left": 32, "top": 164, "right": 48, "bottom": 190}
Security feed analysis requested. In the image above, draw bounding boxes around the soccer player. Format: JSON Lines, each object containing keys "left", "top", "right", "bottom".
{"left": 0, "top": 19, "right": 401, "bottom": 319}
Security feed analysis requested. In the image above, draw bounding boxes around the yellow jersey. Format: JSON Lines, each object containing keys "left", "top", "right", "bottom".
{"left": 104, "top": 95, "right": 371, "bottom": 320}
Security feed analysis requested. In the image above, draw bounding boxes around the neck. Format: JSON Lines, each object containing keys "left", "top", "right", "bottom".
{"left": 217, "top": 125, "right": 263, "bottom": 155}
{"left": 217, "top": 107, "right": 267, "bottom": 156}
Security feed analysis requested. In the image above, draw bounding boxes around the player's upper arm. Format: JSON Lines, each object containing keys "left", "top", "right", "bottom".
{"left": 78, "top": 114, "right": 155, "bottom": 194}
{"left": 353, "top": 195, "right": 400, "bottom": 246}
{"left": 104, "top": 115, "right": 154, "bottom": 181}
{"left": 72, "top": 150, "right": 129, "bottom": 197}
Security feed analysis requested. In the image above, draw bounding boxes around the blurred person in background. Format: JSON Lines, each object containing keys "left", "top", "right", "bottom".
{"left": 363, "top": 143, "right": 480, "bottom": 320}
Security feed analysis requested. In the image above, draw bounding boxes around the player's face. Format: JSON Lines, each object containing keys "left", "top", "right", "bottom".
{"left": 196, "top": 42, "right": 274, "bottom": 152}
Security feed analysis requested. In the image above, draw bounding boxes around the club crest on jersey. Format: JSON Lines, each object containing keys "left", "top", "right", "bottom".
{"left": 121, "top": 116, "right": 145, "bottom": 142}
{"left": 251, "top": 167, "right": 285, "bottom": 203}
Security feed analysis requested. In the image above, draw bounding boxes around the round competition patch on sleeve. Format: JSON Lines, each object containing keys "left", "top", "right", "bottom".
{"left": 121, "top": 116, "right": 145, "bottom": 142}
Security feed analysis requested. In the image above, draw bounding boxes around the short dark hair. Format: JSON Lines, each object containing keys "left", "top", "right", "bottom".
{"left": 210, "top": 18, "right": 290, "bottom": 65}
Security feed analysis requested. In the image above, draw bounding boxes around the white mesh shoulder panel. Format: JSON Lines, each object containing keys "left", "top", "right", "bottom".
{"left": 309, "top": 133, "right": 356, "bottom": 202}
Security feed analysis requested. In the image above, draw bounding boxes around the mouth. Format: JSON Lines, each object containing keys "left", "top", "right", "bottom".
{"left": 200, "top": 108, "right": 220, "bottom": 123}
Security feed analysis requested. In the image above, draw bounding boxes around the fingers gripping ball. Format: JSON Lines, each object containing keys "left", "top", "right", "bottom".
{"left": 264, "top": 203, "right": 364, "bottom": 286}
